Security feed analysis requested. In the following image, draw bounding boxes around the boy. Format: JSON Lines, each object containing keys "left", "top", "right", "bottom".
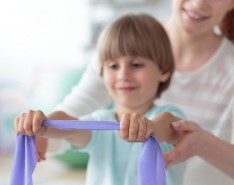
{"left": 15, "top": 14, "right": 185, "bottom": 185}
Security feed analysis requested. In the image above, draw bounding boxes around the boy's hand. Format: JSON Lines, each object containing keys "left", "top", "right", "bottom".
{"left": 14, "top": 110, "right": 47, "bottom": 136}
{"left": 119, "top": 113, "right": 154, "bottom": 142}
{"left": 36, "top": 137, "right": 48, "bottom": 162}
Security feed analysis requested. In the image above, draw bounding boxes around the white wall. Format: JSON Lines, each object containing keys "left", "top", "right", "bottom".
{"left": 0, "top": 0, "right": 92, "bottom": 69}
{"left": 0, "top": 0, "right": 171, "bottom": 70}
{"left": 0, "top": 0, "right": 172, "bottom": 153}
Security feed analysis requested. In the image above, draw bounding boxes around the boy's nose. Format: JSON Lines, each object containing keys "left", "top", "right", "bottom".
{"left": 117, "top": 66, "right": 131, "bottom": 81}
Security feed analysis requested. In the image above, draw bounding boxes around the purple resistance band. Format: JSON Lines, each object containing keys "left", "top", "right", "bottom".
{"left": 10, "top": 120, "right": 166, "bottom": 185}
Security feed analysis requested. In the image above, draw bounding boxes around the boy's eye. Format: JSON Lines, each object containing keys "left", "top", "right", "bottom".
{"left": 108, "top": 63, "right": 118, "bottom": 70}
{"left": 132, "top": 63, "right": 144, "bottom": 68}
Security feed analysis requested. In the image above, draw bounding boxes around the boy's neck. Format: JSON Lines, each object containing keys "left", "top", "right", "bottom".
{"left": 115, "top": 103, "right": 154, "bottom": 122}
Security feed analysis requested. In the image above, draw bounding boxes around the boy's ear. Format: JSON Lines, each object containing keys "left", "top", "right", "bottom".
{"left": 159, "top": 71, "right": 171, "bottom": 82}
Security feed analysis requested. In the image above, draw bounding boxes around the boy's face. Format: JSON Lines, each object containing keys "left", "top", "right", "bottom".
{"left": 102, "top": 56, "right": 169, "bottom": 111}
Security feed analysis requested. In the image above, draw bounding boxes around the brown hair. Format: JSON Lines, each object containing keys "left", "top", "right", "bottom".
{"left": 221, "top": 9, "right": 234, "bottom": 43}
{"left": 98, "top": 14, "right": 174, "bottom": 97}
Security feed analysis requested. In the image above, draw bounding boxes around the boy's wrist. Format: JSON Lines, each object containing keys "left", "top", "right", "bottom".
{"left": 37, "top": 126, "right": 48, "bottom": 136}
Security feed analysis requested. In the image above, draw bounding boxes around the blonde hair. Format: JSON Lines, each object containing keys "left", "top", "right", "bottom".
{"left": 97, "top": 14, "right": 174, "bottom": 97}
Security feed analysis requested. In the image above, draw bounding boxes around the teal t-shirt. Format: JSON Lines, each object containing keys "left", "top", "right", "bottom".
{"left": 77, "top": 104, "right": 186, "bottom": 185}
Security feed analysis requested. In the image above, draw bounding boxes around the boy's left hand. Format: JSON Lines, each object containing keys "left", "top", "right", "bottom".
{"left": 36, "top": 137, "right": 48, "bottom": 162}
{"left": 119, "top": 113, "right": 154, "bottom": 142}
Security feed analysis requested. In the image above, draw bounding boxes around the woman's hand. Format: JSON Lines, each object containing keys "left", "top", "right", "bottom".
{"left": 14, "top": 110, "right": 48, "bottom": 136}
{"left": 164, "top": 120, "right": 206, "bottom": 166}
{"left": 119, "top": 113, "right": 155, "bottom": 142}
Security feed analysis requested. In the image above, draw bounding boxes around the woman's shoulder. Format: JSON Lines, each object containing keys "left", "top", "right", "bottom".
{"left": 217, "top": 38, "right": 234, "bottom": 75}
{"left": 206, "top": 37, "right": 234, "bottom": 77}
{"left": 221, "top": 37, "right": 234, "bottom": 57}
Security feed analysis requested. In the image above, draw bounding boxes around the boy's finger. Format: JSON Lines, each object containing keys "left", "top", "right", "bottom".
{"left": 145, "top": 120, "right": 154, "bottom": 139}
{"left": 18, "top": 112, "right": 26, "bottom": 134}
{"left": 14, "top": 116, "right": 20, "bottom": 132}
{"left": 137, "top": 116, "right": 147, "bottom": 141}
{"left": 32, "top": 110, "right": 46, "bottom": 135}
{"left": 128, "top": 113, "right": 139, "bottom": 142}
{"left": 24, "top": 110, "right": 34, "bottom": 136}
{"left": 120, "top": 113, "right": 130, "bottom": 140}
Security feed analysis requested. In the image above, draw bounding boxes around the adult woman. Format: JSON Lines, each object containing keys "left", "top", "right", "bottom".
{"left": 37, "top": 0, "right": 234, "bottom": 184}
{"left": 155, "top": 0, "right": 234, "bottom": 184}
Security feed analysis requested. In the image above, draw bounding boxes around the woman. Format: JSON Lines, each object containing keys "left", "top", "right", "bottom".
{"left": 37, "top": 0, "right": 234, "bottom": 184}
{"left": 155, "top": 0, "right": 234, "bottom": 184}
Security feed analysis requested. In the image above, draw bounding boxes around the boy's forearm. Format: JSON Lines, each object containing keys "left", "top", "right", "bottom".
{"left": 42, "top": 127, "right": 91, "bottom": 148}
{"left": 151, "top": 112, "right": 180, "bottom": 144}
{"left": 42, "top": 110, "right": 91, "bottom": 147}
{"left": 40, "top": 110, "right": 77, "bottom": 138}
{"left": 47, "top": 110, "right": 77, "bottom": 120}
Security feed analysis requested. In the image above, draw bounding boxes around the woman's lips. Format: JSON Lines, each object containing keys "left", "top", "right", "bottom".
{"left": 183, "top": 9, "right": 208, "bottom": 22}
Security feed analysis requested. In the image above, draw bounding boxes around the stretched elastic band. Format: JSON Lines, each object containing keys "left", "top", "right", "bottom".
{"left": 10, "top": 120, "right": 166, "bottom": 185}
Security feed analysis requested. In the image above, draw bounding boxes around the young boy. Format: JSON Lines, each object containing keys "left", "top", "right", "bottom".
{"left": 15, "top": 14, "right": 185, "bottom": 185}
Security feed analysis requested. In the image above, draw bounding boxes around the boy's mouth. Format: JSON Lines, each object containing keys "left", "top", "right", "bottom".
{"left": 117, "top": 86, "right": 137, "bottom": 93}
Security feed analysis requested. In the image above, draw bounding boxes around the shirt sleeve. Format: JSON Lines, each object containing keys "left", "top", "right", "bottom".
{"left": 54, "top": 53, "right": 111, "bottom": 118}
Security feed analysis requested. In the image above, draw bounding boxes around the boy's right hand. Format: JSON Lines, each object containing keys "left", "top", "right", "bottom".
{"left": 14, "top": 110, "right": 48, "bottom": 136}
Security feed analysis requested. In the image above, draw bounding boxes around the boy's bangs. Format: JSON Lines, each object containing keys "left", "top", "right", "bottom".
{"left": 103, "top": 27, "right": 148, "bottom": 61}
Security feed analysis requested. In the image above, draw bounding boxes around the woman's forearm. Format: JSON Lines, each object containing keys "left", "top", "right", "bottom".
{"left": 198, "top": 131, "right": 234, "bottom": 178}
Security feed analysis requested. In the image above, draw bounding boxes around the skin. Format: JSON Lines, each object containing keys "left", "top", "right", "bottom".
{"left": 166, "top": 0, "right": 234, "bottom": 72}
{"left": 15, "top": 56, "right": 179, "bottom": 156}
{"left": 17, "top": 1, "right": 234, "bottom": 177}
{"left": 163, "top": 0, "right": 234, "bottom": 178}
{"left": 165, "top": 120, "right": 234, "bottom": 178}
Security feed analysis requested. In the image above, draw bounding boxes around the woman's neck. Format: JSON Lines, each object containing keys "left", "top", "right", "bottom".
{"left": 164, "top": 18, "right": 222, "bottom": 72}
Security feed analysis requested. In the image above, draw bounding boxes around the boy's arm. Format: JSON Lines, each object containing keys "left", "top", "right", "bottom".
{"left": 15, "top": 110, "right": 91, "bottom": 161}
{"left": 42, "top": 111, "right": 91, "bottom": 148}
{"left": 36, "top": 110, "right": 74, "bottom": 161}
{"left": 119, "top": 112, "right": 183, "bottom": 144}
{"left": 151, "top": 112, "right": 182, "bottom": 144}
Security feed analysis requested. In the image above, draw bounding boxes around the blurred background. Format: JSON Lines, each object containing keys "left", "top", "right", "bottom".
{"left": 0, "top": 0, "right": 171, "bottom": 184}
